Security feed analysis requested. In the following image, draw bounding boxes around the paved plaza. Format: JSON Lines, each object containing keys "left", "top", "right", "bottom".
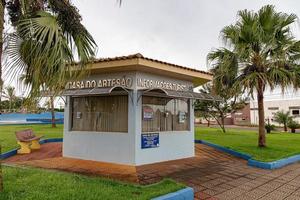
{"left": 4, "top": 143, "right": 300, "bottom": 200}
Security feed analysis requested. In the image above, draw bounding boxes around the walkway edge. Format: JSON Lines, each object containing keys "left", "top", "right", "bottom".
{"left": 248, "top": 155, "right": 300, "bottom": 169}
{"left": 0, "top": 138, "right": 63, "bottom": 160}
{"left": 195, "top": 140, "right": 300, "bottom": 170}
{"left": 152, "top": 187, "right": 194, "bottom": 200}
{"left": 194, "top": 140, "right": 252, "bottom": 160}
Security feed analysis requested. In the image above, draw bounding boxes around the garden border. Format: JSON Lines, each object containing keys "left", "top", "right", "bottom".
{"left": 0, "top": 138, "right": 63, "bottom": 160}
{"left": 195, "top": 140, "right": 300, "bottom": 170}
{"left": 152, "top": 187, "right": 194, "bottom": 200}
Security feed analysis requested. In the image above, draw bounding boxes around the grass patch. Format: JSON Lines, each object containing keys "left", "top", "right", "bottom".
{"left": 0, "top": 124, "right": 63, "bottom": 152}
{"left": 0, "top": 166, "right": 184, "bottom": 200}
{"left": 195, "top": 127, "right": 300, "bottom": 162}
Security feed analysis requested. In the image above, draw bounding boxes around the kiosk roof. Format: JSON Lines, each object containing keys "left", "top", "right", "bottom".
{"left": 81, "top": 53, "right": 212, "bottom": 86}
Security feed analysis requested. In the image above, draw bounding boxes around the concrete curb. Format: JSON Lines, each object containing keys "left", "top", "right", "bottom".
{"left": 248, "top": 154, "right": 300, "bottom": 169}
{"left": 195, "top": 140, "right": 252, "bottom": 160}
{"left": 195, "top": 140, "right": 300, "bottom": 170}
{"left": 0, "top": 138, "right": 63, "bottom": 160}
{"left": 152, "top": 187, "right": 194, "bottom": 200}
{"left": 0, "top": 122, "right": 63, "bottom": 126}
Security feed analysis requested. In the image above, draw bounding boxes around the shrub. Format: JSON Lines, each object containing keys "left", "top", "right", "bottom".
{"left": 287, "top": 120, "right": 300, "bottom": 133}
{"left": 265, "top": 123, "right": 275, "bottom": 133}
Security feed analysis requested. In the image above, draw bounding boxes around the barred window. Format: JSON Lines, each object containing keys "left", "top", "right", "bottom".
{"left": 71, "top": 95, "right": 128, "bottom": 132}
{"left": 142, "top": 96, "right": 189, "bottom": 132}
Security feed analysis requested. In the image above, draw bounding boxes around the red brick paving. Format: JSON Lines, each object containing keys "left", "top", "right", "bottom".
{"left": 4, "top": 143, "right": 300, "bottom": 200}
{"left": 4, "top": 142, "right": 62, "bottom": 162}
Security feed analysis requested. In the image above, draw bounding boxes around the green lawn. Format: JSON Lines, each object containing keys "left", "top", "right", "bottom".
{"left": 195, "top": 127, "right": 300, "bottom": 162}
{"left": 0, "top": 166, "right": 184, "bottom": 200}
{"left": 0, "top": 124, "right": 185, "bottom": 199}
{"left": 0, "top": 124, "right": 63, "bottom": 152}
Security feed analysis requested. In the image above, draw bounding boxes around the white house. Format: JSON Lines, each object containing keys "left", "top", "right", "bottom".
{"left": 250, "top": 88, "right": 300, "bottom": 125}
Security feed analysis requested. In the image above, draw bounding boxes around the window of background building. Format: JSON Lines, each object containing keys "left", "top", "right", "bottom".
{"left": 142, "top": 96, "right": 189, "bottom": 132}
{"left": 292, "top": 110, "right": 300, "bottom": 116}
{"left": 71, "top": 95, "right": 128, "bottom": 132}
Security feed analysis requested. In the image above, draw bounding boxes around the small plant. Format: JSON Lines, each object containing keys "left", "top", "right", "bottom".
{"left": 273, "top": 110, "right": 293, "bottom": 132}
{"left": 287, "top": 120, "right": 300, "bottom": 133}
{"left": 265, "top": 123, "right": 275, "bottom": 133}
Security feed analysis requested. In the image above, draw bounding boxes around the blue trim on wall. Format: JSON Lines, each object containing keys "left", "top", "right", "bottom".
{"left": 0, "top": 138, "right": 63, "bottom": 160}
{"left": 195, "top": 140, "right": 300, "bottom": 170}
{"left": 152, "top": 187, "right": 194, "bottom": 200}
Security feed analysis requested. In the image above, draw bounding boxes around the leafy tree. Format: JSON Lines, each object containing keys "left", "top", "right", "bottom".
{"left": 0, "top": 99, "right": 8, "bottom": 110}
{"left": 207, "top": 5, "right": 300, "bottom": 147}
{"left": 273, "top": 110, "right": 293, "bottom": 132}
{"left": 194, "top": 83, "right": 247, "bottom": 133}
{"left": 22, "top": 96, "right": 40, "bottom": 113}
{"left": 195, "top": 110, "right": 211, "bottom": 127}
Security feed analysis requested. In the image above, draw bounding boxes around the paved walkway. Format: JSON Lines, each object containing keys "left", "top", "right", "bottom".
{"left": 4, "top": 143, "right": 300, "bottom": 200}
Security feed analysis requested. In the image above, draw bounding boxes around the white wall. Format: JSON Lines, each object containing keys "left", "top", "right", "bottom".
{"left": 250, "top": 99, "right": 300, "bottom": 125}
{"left": 134, "top": 95, "right": 195, "bottom": 165}
{"left": 63, "top": 94, "right": 136, "bottom": 165}
{"left": 63, "top": 72, "right": 195, "bottom": 166}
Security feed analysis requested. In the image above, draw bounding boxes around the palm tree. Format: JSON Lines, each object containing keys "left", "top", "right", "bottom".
{"left": 0, "top": 144, "right": 2, "bottom": 192}
{"left": 4, "top": 86, "right": 15, "bottom": 112}
{"left": 0, "top": 1, "right": 5, "bottom": 114}
{"left": 5, "top": 1, "right": 96, "bottom": 96}
{"left": 273, "top": 110, "right": 293, "bottom": 132}
{"left": 207, "top": 5, "right": 300, "bottom": 147}
{"left": 0, "top": 0, "right": 96, "bottom": 192}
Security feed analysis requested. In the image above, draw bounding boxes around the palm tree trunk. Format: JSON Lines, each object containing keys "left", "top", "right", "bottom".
{"left": 284, "top": 124, "right": 287, "bottom": 132}
{"left": 50, "top": 96, "right": 56, "bottom": 128}
{"left": 9, "top": 100, "right": 11, "bottom": 112}
{"left": 257, "top": 88, "right": 266, "bottom": 147}
{"left": 0, "top": 0, "right": 5, "bottom": 114}
{"left": 0, "top": 145, "right": 3, "bottom": 192}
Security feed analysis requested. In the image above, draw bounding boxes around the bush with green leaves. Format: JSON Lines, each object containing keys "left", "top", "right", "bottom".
{"left": 265, "top": 123, "right": 276, "bottom": 133}
{"left": 288, "top": 120, "right": 300, "bottom": 133}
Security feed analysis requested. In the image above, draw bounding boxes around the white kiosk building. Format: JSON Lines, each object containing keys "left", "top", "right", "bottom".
{"left": 63, "top": 53, "right": 213, "bottom": 166}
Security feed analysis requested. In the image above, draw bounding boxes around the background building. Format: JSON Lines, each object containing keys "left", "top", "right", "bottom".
{"left": 250, "top": 88, "right": 300, "bottom": 125}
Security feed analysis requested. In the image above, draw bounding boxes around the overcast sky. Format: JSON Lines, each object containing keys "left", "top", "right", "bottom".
{"left": 5, "top": 0, "right": 300, "bottom": 100}
{"left": 72, "top": 0, "right": 300, "bottom": 72}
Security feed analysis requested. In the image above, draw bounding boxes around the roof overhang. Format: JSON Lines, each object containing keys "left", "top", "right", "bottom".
{"left": 62, "top": 86, "right": 131, "bottom": 96}
{"left": 72, "top": 54, "right": 212, "bottom": 87}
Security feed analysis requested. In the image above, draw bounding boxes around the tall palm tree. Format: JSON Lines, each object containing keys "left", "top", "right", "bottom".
{"left": 4, "top": 86, "right": 15, "bottom": 112}
{"left": 0, "top": 1, "right": 5, "bottom": 113}
{"left": 208, "top": 5, "right": 300, "bottom": 147}
{"left": 0, "top": 0, "right": 97, "bottom": 192}
{"left": 0, "top": 143, "right": 2, "bottom": 192}
{"left": 5, "top": 0, "right": 97, "bottom": 96}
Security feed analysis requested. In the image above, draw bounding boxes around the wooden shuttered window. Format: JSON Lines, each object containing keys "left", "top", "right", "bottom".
{"left": 71, "top": 95, "right": 128, "bottom": 132}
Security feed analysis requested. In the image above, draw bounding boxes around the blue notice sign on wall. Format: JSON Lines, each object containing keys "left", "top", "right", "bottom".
{"left": 141, "top": 133, "right": 159, "bottom": 149}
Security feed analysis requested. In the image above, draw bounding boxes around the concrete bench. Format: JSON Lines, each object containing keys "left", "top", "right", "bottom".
{"left": 15, "top": 129, "right": 43, "bottom": 154}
